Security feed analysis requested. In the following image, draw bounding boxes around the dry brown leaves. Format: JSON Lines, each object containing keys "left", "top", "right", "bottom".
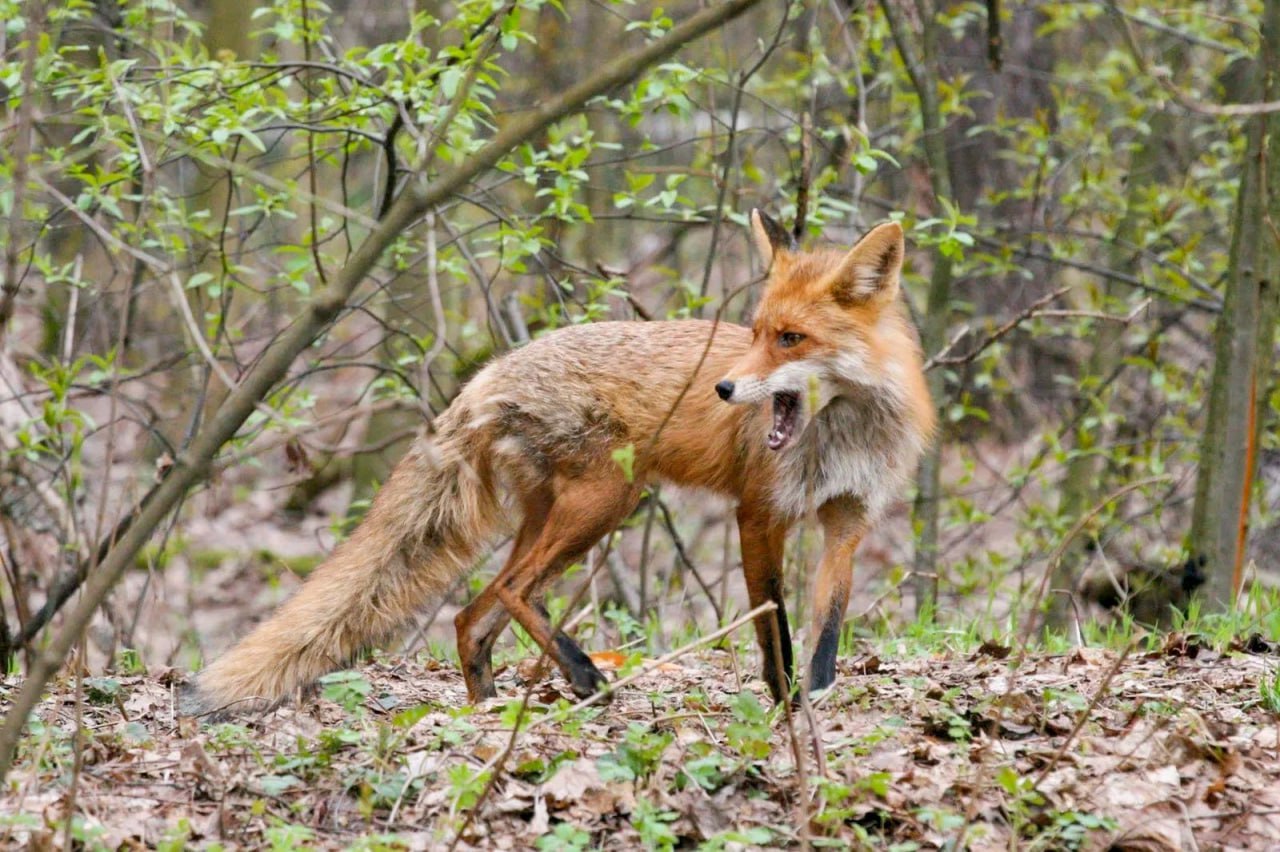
{"left": 2, "top": 637, "right": 1280, "bottom": 850}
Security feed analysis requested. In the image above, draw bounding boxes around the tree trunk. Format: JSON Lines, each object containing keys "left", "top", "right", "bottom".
{"left": 881, "top": 0, "right": 956, "bottom": 616}
{"left": 1189, "top": 0, "right": 1280, "bottom": 608}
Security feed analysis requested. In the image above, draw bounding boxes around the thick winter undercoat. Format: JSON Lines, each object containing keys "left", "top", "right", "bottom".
{"left": 183, "top": 212, "right": 934, "bottom": 714}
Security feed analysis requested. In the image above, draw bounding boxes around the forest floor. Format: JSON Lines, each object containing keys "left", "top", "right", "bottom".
{"left": 4, "top": 633, "right": 1280, "bottom": 850}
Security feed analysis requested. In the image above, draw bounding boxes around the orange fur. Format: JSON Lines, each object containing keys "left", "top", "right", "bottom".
{"left": 183, "top": 213, "right": 934, "bottom": 713}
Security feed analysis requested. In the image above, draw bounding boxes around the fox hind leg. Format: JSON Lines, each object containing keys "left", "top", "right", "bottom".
{"left": 494, "top": 475, "right": 641, "bottom": 699}
{"left": 455, "top": 488, "right": 553, "bottom": 701}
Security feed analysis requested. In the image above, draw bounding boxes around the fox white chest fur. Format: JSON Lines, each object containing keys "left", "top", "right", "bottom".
{"left": 768, "top": 385, "right": 926, "bottom": 520}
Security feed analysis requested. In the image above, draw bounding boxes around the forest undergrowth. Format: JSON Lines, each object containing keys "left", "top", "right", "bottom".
{"left": 5, "top": 599, "right": 1280, "bottom": 850}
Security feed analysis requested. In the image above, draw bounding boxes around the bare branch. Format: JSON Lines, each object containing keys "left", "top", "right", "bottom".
{"left": 793, "top": 111, "right": 813, "bottom": 239}
{"left": 1107, "top": 0, "right": 1280, "bottom": 117}
{"left": 986, "top": 0, "right": 1002, "bottom": 70}
{"left": 923, "top": 288, "right": 1150, "bottom": 373}
{"left": 925, "top": 286, "right": 1070, "bottom": 371}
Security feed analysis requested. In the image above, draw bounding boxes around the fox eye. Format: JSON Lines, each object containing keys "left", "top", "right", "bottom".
{"left": 778, "top": 331, "right": 805, "bottom": 348}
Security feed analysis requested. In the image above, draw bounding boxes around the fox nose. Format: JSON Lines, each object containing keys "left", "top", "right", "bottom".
{"left": 715, "top": 380, "right": 735, "bottom": 401}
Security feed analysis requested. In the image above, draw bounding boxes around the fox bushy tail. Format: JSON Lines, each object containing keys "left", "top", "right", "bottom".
{"left": 182, "top": 436, "right": 500, "bottom": 715}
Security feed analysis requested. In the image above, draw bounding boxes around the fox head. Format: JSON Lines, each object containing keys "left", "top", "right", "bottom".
{"left": 715, "top": 210, "right": 909, "bottom": 452}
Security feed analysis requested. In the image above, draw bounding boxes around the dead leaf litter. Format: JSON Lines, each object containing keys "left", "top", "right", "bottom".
{"left": 3, "top": 642, "right": 1280, "bottom": 849}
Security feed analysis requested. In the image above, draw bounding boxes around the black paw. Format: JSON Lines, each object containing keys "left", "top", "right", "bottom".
{"left": 553, "top": 634, "right": 610, "bottom": 701}
{"left": 807, "top": 669, "right": 836, "bottom": 699}
{"left": 568, "top": 665, "right": 610, "bottom": 701}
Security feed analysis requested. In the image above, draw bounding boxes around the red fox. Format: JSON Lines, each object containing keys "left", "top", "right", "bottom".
{"left": 182, "top": 211, "right": 934, "bottom": 714}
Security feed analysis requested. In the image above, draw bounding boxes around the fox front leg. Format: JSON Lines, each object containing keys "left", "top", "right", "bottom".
{"left": 808, "top": 497, "right": 868, "bottom": 694}
{"left": 737, "top": 507, "right": 793, "bottom": 702}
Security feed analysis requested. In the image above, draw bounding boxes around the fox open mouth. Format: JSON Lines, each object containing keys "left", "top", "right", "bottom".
{"left": 768, "top": 391, "right": 800, "bottom": 451}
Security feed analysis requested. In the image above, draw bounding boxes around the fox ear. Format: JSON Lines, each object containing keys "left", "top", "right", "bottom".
{"left": 829, "top": 222, "right": 904, "bottom": 306}
{"left": 750, "top": 209, "right": 796, "bottom": 268}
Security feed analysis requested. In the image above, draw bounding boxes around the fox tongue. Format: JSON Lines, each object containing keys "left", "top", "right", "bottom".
{"left": 768, "top": 392, "right": 799, "bottom": 451}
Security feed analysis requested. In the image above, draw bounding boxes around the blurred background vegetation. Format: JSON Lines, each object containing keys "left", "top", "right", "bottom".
{"left": 2, "top": 0, "right": 1278, "bottom": 679}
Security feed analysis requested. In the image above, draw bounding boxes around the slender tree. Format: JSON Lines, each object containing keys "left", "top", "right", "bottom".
{"left": 880, "top": 0, "right": 957, "bottom": 615}
{"left": 1189, "top": 0, "right": 1280, "bottom": 607}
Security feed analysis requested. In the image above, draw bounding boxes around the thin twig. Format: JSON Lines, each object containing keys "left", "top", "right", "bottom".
{"left": 418, "top": 211, "right": 448, "bottom": 420}
{"left": 638, "top": 485, "right": 660, "bottom": 616}
{"left": 796, "top": 687, "right": 827, "bottom": 780}
{"left": 696, "top": 0, "right": 793, "bottom": 312}
{"left": 924, "top": 286, "right": 1071, "bottom": 371}
{"left": 986, "top": 0, "right": 1002, "bottom": 70}
{"left": 793, "top": 111, "right": 813, "bottom": 239}
{"left": 770, "top": 609, "right": 812, "bottom": 851}
{"left": 300, "top": 0, "right": 328, "bottom": 287}
{"left": 655, "top": 497, "right": 725, "bottom": 623}
{"left": 441, "top": 600, "right": 777, "bottom": 848}
{"left": 33, "top": 173, "right": 249, "bottom": 404}
{"left": 527, "top": 601, "right": 778, "bottom": 726}
{"left": 0, "top": 0, "right": 40, "bottom": 348}
{"left": 1018, "top": 475, "right": 1173, "bottom": 649}
{"left": 603, "top": 549, "right": 642, "bottom": 616}
{"left": 1033, "top": 298, "right": 1151, "bottom": 321}
{"left": 1030, "top": 642, "right": 1134, "bottom": 786}
{"left": 443, "top": 529, "right": 622, "bottom": 848}
{"left": 927, "top": 292, "right": 1150, "bottom": 372}
{"left": 377, "top": 7, "right": 507, "bottom": 219}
